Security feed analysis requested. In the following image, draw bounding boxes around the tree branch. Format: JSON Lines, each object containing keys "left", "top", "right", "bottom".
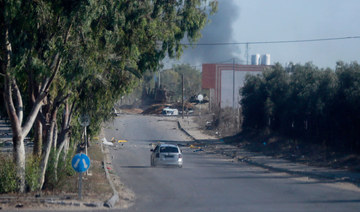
{"left": 12, "top": 79, "right": 24, "bottom": 125}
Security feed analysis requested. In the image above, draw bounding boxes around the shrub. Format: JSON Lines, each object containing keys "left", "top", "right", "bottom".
{"left": 0, "top": 156, "right": 18, "bottom": 193}
{"left": 26, "top": 156, "right": 40, "bottom": 192}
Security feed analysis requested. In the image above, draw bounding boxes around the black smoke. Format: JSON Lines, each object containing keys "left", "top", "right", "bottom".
{"left": 180, "top": 0, "right": 242, "bottom": 65}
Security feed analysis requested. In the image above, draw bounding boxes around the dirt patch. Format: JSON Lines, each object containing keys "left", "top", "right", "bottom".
{"left": 141, "top": 103, "right": 194, "bottom": 115}
{"left": 142, "top": 104, "right": 171, "bottom": 115}
{"left": 121, "top": 108, "right": 144, "bottom": 114}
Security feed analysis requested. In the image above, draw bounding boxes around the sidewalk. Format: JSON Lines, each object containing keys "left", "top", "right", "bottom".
{"left": 178, "top": 116, "right": 360, "bottom": 187}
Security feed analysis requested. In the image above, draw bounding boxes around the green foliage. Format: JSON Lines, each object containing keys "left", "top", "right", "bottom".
{"left": 241, "top": 74, "right": 267, "bottom": 129}
{"left": 25, "top": 156, "right": 40, "bottom": 192}
{"left": 43, "top": 149, "right": 76, "bottom": 190}
{"left": 1, "top": 0, "right": 217, "bottom": 192}
{"left": 0, "top": 156, "right": 18, "bottom": 193}
{"left": 241, "top": 62, "right": 360, "bottom": 152}
{"left": 50, "top": 148, "right": 76, "bottom": 192}
{"left": 43, "top": 150, "right": 57, "bottom": 190}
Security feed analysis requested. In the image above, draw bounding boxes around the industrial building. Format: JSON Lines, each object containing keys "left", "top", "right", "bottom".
{"left": 202, "top": 54, "right": 271, "bottom": 109}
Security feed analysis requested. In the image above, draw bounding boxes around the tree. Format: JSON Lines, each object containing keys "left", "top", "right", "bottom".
{"left": 240, "top": 74, "right": 266, "bottom": 129}
{"left": 1, "top": 0, "right": 218, "bottom": 192}
{"left": 159, "top": 64, "right": 201, "bottom": 102}
{"left": 261, "top": 63, "right": 290, "bottom": 130}
{"left": 334, "top": 62, "right": 360, "bottom": 150}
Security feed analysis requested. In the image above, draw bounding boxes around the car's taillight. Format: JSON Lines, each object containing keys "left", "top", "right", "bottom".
{"left": 178, "top": 154, "right": 182, "bottom": 158}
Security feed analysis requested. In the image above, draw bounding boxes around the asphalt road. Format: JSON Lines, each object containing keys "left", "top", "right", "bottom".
{"left": 104, "top": 115, "right": 360, "bottom": 212}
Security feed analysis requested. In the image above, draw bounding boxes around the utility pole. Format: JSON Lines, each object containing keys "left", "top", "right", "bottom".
{"left": 233, "top": 58, "right": 235, "bottom": 109}
{"left": 246, "top": 43, "right": 249, "bottom": 65}
{"left": 182, "top": 74, "right": 184, "bottom": 119}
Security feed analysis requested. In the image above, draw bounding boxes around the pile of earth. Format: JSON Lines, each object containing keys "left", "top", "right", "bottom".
{"left": 142, "top": 103, "right": 194, "bottom": 115}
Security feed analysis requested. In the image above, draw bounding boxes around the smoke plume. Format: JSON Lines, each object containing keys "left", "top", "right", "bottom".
{"left": 179, "top": 0, "right": 241, "bottom": 65}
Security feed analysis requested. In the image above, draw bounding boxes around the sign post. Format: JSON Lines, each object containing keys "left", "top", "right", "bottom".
{"left": 72, "top": 153, "right": 91, "bottom": 200}
{"left": 78, "top": 114, "right": 90, "bottom": 174}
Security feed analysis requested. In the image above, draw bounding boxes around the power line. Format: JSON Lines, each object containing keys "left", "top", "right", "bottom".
{"left": 181, "top": 35, "right": 360, "bottom": 46}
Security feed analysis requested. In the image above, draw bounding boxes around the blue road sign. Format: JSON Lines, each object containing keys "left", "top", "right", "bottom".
{"left": 72, "top": 153, "right": 91, "bottom": 173}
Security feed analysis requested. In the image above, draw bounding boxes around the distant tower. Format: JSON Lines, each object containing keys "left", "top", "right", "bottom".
{"left": 261, "top": 54, "right": 271, "bottom": 65}
{"left": 251, "top": 54, "right": 260, "bottom": 65}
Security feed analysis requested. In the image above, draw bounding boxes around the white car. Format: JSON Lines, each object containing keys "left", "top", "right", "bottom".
{"left": 162, "top": 107, "right": 179, "bottom": 116}
{"left": 150, "top": 144, "right": 183, "bottom": 168}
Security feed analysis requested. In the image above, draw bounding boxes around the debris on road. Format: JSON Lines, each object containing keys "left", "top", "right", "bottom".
{"left": 102, "top": 138, "right": 114, "bottom": 146}
{"left": 189, "top": 144, "right": 201, "bottom": 149}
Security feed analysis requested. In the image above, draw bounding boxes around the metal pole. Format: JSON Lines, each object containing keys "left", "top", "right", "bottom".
{"left": 182, "top": 74, "right": 184, "bottom": 119}
{"left": 158, "top": 69, "right": 161, "bottom": 88}
{"left": 233, "top": 58, "right": 235, "bottom": 109}
{"left": 84, "top": 126, "right": 87, "bottom": 156}
{"left": 85, "top": 126, "right": 89, "bottom": 176}
{"left": 246, "top": 43, "right": 249, "bottom": 65}
{"left": 78, "top": 172, "right": 82, "bottom": 200}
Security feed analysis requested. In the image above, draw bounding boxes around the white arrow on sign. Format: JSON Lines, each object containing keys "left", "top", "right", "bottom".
{"left": 74, "top": 159, "right": 80, "bottom": 169}
{"left": 82, "top": 159, "right": 88, "bottom": 169}
{"left": 73, "top": 158, "right": 89, "bottom": 170}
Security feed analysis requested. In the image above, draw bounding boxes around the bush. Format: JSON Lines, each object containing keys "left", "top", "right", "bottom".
{"left": 44, "top": 148, "right": 76, "bottom": 190}
{"left": 26, "top": 156, "right": 40, "bottom": 192}
{"left": 0, "top": 156, "right": 18, "bottom": 193}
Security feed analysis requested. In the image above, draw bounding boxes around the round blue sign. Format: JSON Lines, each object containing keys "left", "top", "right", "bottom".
{"left": 72, "top": 153, "right": 91, "bottom": 173}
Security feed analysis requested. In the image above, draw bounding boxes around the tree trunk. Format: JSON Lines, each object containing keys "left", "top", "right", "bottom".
{"left": 38, "top": 107, "right": 58, "bottom": 190}
{"left": 54, "top": 137, "right": 66, "bottom": 182}
{"left": 13, "top": 134, "right": 26, "bottom": 192}
{"left": 62, "top": 100, "right": 74, "bottom": 162}
{"left": 33, "top": 117, "right": 43, "bottom": 157}
{"left": 54, "top": 101, "right": 72, "bottom": 181}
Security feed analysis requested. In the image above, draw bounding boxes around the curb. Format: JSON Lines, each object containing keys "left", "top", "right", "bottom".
{"left": 101, "top": 143, "right": 120, "bottom": 208}
{"left": 177, "top": 120, "right": 196, "bottom": 141}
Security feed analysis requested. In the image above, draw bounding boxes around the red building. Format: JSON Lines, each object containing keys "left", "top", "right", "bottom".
{"left": 202, "top": 63, "right": 269, "bottom": 109}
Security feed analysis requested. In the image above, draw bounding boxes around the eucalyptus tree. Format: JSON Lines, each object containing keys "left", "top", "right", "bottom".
{"left": 0, "top": 0, "right": 81, "bottom": 192}
{"left": 1, "top": 0, "right": 217, "bottom": 192}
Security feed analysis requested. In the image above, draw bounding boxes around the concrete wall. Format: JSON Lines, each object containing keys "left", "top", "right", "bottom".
{"left": 202, "top": 64, "right": 267, "bottom": 108}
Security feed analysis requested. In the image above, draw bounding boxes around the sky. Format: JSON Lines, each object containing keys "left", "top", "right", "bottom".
{"left": 175, "top": 0, "right": 360, "bottom": 70}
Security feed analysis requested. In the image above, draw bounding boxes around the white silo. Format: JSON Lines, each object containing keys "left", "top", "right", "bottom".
{"left": 261, "top": 54, "right": 271, "bottom": 65}
{"left": 251, "top": 54, "right": 260, "bottom": 65}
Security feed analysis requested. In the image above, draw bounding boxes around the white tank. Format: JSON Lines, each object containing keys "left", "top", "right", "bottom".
{"left": 251, "top": 54, "right": 260, "bottom": 65}
{"left": 261, "top": 54, "right": 271, "bottom": 65}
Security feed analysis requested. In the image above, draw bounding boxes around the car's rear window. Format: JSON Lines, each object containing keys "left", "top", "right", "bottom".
{"left": 160, "top": 146, "right": 179, "bottom": 153}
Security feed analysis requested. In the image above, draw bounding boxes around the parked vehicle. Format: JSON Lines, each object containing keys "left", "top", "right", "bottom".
{"left": 150, "top": 144, "right": 183, "bottom": 168}
{"left": 162, "top": 107, "right": 179, "bottom": 116}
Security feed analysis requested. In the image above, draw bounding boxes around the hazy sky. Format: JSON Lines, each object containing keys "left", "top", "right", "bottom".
{"left": 177, "top": 0, "right": 360, "bottom": 69}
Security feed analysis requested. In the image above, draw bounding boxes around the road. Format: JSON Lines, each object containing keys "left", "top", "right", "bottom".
{"left": 104, "top": 115, "right": 360, "bottom": 212}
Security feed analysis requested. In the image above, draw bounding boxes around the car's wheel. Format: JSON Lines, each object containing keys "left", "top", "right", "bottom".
{"left": 178, "top": 165, "right": 183, "bottom": 168}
